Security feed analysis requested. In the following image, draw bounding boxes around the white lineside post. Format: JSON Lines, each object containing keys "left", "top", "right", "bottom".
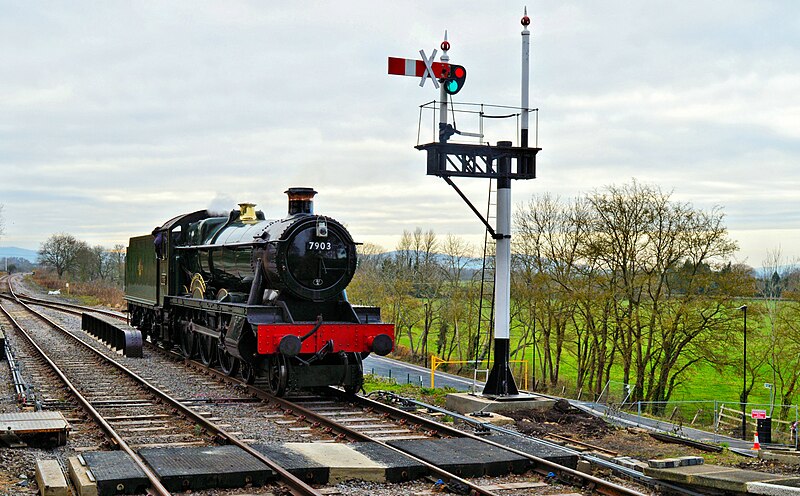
{"left": 484, "top": 11, "right": 534, "bottom": 397}
{"left": 482, "top": 141, "right": 519, "bottom": 396}
{"left": 521, "top": 7, "right": 531, "bottom": 167}
{"left": 438, "top": 31, "right": 449, "bottom": 142}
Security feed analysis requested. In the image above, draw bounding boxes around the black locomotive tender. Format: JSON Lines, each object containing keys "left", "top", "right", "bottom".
{"left": 124, "top": 188, "right": 394, "bottom": 395}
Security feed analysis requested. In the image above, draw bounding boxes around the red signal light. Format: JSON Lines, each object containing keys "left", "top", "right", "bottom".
{"left": 443, "top": 64, "right": 466, "bottom": 95}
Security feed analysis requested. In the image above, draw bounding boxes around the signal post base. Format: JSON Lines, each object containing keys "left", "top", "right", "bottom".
{"left": 445, "top": 392, "right": 555, "bottom": 416}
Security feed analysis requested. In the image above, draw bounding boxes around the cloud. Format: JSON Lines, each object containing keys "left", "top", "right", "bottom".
{"left": 1, "top": 1, "right": 798, "bottom": 268}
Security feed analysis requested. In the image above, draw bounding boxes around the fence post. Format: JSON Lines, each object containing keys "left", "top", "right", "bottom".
{"left": 691, "top": 408, "right": 703, "bottom": 425}
{"left": 637, "top": 401, "right": 641, "bottom": 421}
{"left": 712, "top": 400, "right": 718, "bottom": 443}
{"left": 669, "top": 406, "right": 678, "bottom": 421}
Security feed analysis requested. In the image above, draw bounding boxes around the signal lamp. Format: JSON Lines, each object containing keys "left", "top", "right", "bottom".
{"left": 442, "top": 64, "right": 466, "bottom": 95}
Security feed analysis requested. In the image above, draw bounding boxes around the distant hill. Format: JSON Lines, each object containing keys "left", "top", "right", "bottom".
{"left": 0, "top": 246, "right": 38, "bottom": 263}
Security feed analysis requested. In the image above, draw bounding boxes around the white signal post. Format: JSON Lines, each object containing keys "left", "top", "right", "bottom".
{"left": 521, "top": 8, "right": 531, "bottom": 151}
{"left": 438, "top": 31, "right": 450, "bottom": 142}
{"left": 482, "top": 8, "right": 533, "bottom": 397}
{"left": 387, "top": 21, "right": 539, "bottom": 398}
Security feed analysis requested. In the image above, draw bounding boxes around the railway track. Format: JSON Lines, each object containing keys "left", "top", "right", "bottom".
{"left": 0, "top": 278, "right": 321, "bottom": 496}
{"left": 5, "top": 280, "right": 656, "bottom": 496}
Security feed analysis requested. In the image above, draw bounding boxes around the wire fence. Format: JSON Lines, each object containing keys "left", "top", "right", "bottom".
{"left": 581, "top": 380, "right": 799, "bottom": 446}
{"left": 365, "top": 367, "right": 800, "bottom": 446}
{"left": 365, "top": 367, "right": 426, "bottom": 387}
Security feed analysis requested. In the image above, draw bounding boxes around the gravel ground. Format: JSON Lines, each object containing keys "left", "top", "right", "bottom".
{"left": 34, "top": 305, "right": 314, "bottom": 445}
{"left": 1, "top": 309, "right": 79, "bottom": 495}
{"left": 3, "top": 278, "right": 653, "bottom": 495}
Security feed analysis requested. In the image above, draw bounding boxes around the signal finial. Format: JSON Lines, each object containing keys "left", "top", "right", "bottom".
{"left": 521, "top": 6, "right": 531, "bottom": 27}
{"left": 441, "top": 30, "right": 450, "bottom": 52}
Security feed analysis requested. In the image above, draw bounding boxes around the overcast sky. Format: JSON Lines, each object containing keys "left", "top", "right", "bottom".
{"left": 2, "top": 1, "right": 798, "bottom": 267}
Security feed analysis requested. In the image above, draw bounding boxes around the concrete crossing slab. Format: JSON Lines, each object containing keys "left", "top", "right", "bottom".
{"left": 80, "top": 451, "right": 148, "bottom": 495}
{"left": 285, "top": 442, "right": 386, "bottom": 483}
{"left": 254, "top": 441, "right": 430, "bottom": 484}
{"left": 486, "top": 433, "right": 579, "bottom": 469}
{"left": 138, "top": 445, "right": 275, "bottom": 492}
{"left": 387, "top": 437, "right": 529, "bottom": 478}
{"left": 350, "top": 442, "right": 427, "bottom": 482}
{"left": 644, "top": 464, "right": 798, "bottom": 493}
{"left": 253, "top": 443, "right": 329, "bottom": 485}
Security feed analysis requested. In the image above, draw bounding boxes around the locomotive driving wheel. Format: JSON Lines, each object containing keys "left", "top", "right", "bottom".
{"left": 179, "top": 325, "right": 197, "bottom": 359}
{"left": 266, "top": 355, "right": 288, "bottom": 396}
{"left": 198, "top": 335, "right": 216, "bottom": 366}
{"left": 240, "top": 361, "right": 256, "bottom": 385}
{"left": 218, "top": 346, "right": 240, "bottom": 377}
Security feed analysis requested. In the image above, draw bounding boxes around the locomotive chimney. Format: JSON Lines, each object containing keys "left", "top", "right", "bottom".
{"left": 285, "top": 187, "right": 317, "bottom": 215}
{"left": 238, "top": 202, "right": 257, "bottom": 221}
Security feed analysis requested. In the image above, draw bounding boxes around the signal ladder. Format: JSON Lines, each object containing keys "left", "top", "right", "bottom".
{"left": 473, "top": 179, "right": 496, "bottom": 384}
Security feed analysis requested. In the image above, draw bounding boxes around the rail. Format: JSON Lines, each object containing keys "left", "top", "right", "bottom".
{"left": 4, "top": 282, "right": 321, "bottom": 496}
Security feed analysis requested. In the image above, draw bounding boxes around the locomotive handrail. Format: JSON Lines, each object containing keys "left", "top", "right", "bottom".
{"left": 174, "top": 241, "right": 264, "bottom": 250}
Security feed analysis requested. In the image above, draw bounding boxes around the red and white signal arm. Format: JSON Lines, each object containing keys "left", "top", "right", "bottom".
{"left": 389, "top": 57, "right": 450, "bottom": 84}
{"left": 388, "top": 57, "right": 450, "bottom": 79}
{"left": 751, "top": 409, "right": 767, "bottom": 419}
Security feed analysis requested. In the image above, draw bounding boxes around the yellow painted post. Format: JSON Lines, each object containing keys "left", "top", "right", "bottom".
{"left": 523, "top": 361, "right": 529, "bottom": 391}
{"left": 431, "top": 356, "right": 435, "bottom": 388}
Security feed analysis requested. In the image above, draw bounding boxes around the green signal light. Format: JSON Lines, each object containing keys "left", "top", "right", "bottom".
{"left": 443, "top": 64, "right": 466, "bottom": 95}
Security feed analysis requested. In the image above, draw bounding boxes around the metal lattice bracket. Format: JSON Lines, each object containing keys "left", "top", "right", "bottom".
{"left": 416, "top": 142, "right": 540, "bottom": 180}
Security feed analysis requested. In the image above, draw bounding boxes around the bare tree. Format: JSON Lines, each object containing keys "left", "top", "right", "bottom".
{"left": 38, "top": 233, "right": 85, "bottom": 278}
{"left": 437, "top": 234, "right": 476, "bottom": 361}
{"left": 348, "top": 243, "right": 388, "bottom": 306}
{"left": 760, "top": 248, "right": 800, "bottom": 418}
{"left": 109, "top": 244, "right": 127, "bottom": 285}
{"left": 512, "top": 181, "right": 746, "bottom": 406}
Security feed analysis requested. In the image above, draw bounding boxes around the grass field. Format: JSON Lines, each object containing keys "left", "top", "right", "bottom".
{"left": 392, "top": 305, "right": 784, "bottom": 410}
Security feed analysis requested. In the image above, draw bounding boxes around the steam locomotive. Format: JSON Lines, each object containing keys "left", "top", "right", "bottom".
{"left": 124, "top": 188, "right": 394, "bottom": 395}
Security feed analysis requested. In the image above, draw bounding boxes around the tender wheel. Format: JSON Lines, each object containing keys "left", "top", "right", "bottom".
{"left": 240, "top": 361, "right": 256, "bottom": 385}
{"left": 218, "top": 347, "right": 240, "bottom": 376}
{"left": 179, "top": 328, "right": 197, "bottom": 358}
{"left": 198, "top": 335, "right": 217, "bottom": 366}
{"left": 266, "top": 355, "right": 288, "bottom": 397}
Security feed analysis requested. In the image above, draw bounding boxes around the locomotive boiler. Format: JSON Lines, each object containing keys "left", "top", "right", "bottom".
{"left": 124, "top": 188, "right": 394, "bottom": 395}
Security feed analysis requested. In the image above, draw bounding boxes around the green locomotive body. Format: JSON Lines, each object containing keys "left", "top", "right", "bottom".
{"left": 124, "top": 188, "right": 394, "bottom": 395}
